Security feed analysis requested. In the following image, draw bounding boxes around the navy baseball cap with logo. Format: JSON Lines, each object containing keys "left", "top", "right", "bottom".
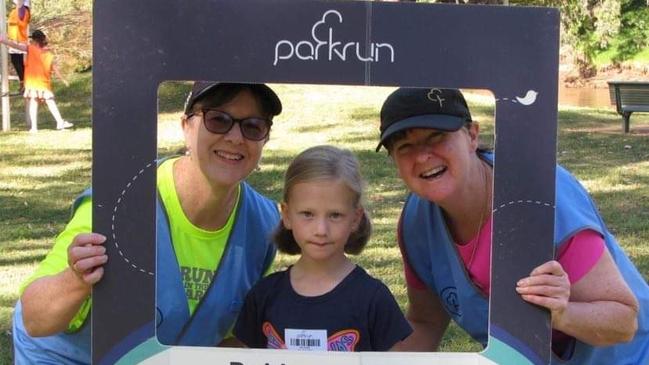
{"left": 184, "top": 81, "right": 282, "bottom": 116}
{"left": 376, "top": 88, "right": 472, "bottom": 152}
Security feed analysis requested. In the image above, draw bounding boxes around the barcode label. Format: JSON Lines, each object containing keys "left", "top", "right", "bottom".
{"left": 285, "top": 328, "right": 328, "bottom": 351}
{"left": 289, "top": 338, "right": 321, "bottom": 347}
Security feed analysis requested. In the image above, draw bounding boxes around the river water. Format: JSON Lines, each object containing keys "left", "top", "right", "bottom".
{"left": 558, "top": 85, "right": 612, "bottom": 108}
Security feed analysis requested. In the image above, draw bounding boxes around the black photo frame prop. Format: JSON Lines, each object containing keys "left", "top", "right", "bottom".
{"left": 93, "top": 1, "right": 559, "bottom": 364}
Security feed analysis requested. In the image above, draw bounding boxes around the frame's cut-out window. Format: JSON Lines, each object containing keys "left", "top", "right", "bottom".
{"left": 153, "top": 82, "right": 498, "bottom": 355}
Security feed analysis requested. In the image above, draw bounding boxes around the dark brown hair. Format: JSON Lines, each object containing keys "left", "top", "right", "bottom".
{"left": 30, "top": 30, "right": 48, "bottom": 47}
{"left": 273, "top": 145, "right": 372, "bottom": 255}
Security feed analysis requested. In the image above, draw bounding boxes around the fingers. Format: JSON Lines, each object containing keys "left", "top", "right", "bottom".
{"left": 517, "top": 272, "right": 569, "bottom": 289}
{"left": 82, "top": 267, "right": 104, "bottom": 285}
{"left": 517, "top": 260, "right": 569, "bottom": 292}
{"left": 529, "top": 260, "right": 565, "bottom": 277}
{"left": 68, "top": 233, "right": 108, "bottom": 285}
{"left": 516, "top": 282, "right": 570, "bottom": 314}
{"left": 71, "top": 249, "right": 108, "bottom": 272}
{"left": 516, "top": 260, "right": 571, "bottom": 319}
{"left": 516, "top": 283, "right": 568, "bottom": 298}
{"left": 71, "top": 233, "right": 107, "bottom": 247}
{"left": 517, "top": 293, "right": 566, "bottom": 314}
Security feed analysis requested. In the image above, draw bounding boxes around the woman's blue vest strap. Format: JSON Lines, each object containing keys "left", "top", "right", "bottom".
{"left": 74, "top": 187, "right": 92, "bottom": 211}
{"left": 400, "top": 152, "right": 649, "bottom": 364}
{"left": 156, "top": 181, "right": 279, "bottom": 346}
{"left": 402, "top": 194, "right": 490, "bottom": 344}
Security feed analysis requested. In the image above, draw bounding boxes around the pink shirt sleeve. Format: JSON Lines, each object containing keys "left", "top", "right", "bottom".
{"left": 556, "top": 229, "right": 605, "bottom": 284}
{"left": 553, "top": 230, "right": 606, "bottom": 356}
{"left": 399, "top": 212, "right": 604, "bottom": 293}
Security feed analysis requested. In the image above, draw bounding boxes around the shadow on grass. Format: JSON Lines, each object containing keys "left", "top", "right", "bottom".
{"left": 0, "top": 148, "right": 91, "bottom": 261}
{"left": 0, "top": 252, "right": 52, "bottom": 267}
{"left": 246, "top": 151, "right": 297, "bottom": 202}
{"left": 558, "top": 130, "right": 649, "bottom": 179}
{"left": 348, "top": 106, "right": 377, "bottom": 121}
{"left": 293, "top": 121, "right": 340, "bottom": 133}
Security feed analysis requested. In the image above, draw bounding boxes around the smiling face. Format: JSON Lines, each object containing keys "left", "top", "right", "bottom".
{"left": 281, "top": 179, "right": 362, "bottom": 263}
{"left": 389, "top": 124, "right": 479, "bottom": 205}
{"left": 182, "top": 89, "right": 268, "bottom": 189}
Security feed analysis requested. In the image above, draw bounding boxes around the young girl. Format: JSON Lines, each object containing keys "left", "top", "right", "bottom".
{"left": 234, "top": 145, "right": 412, "bottom": 352}
{"left": 0, "top": 29, "right": 72, "bottom": 132}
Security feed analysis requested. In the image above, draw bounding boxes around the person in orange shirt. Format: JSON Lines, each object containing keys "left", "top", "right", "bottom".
{"left": 7, "top": 0, "right": 30, "bottom": 91}
{"left": 0, "top": 29, "right": 72, "bottom": 132}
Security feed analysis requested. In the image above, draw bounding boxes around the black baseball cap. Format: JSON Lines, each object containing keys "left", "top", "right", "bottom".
{"left": 376, "top": 88, "right": 472, "bottom": 152}
{"left": 184, "top": 81, "right": 282, "bottom": 116}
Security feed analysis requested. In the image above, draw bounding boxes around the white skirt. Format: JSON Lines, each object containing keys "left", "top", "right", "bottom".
{"left": 24, "top": 88, "right": 54, "bottom": 100}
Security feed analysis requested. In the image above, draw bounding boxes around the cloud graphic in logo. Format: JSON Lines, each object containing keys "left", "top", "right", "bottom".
{"left": 515, "top": 90, "right": 538, "bottom": 106}
{"left": 427, "top": 88, "right": 445, "bottom": 108}
{"left": 312, "top": 10, "right": 343, "bottom": 42}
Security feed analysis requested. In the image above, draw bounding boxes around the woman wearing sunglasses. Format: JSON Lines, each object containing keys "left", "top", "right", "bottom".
{"left": 12, "top": 82, "right": 283, "bottom": 364}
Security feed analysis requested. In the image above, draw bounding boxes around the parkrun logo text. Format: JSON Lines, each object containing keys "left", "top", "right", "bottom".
{"left": 273, "top": 10, "right": 395, "bottom": 66}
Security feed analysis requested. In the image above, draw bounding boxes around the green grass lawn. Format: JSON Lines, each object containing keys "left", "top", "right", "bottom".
{"left": 1, "top": 76, "right": 648, "bottom": 364}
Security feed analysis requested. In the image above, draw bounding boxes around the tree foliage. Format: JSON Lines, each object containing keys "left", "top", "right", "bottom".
{"left": 28, "top": 0, "right": 91, "bottom": 22}
{"left": 511, "top": 0, "right": 647, "bottom": 76}
{"left": 422, "top": 0, "right": 648, "bottom": 75}
{"left": 594, "top": 0, "right": 622, "bottom": 49}
{"left": 613, "top": 0, "right": 649, "bottom": 63}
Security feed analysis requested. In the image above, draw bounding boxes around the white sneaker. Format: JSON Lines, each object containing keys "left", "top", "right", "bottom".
{"left": 57, "top": 121, "right": 74, "bottom": 130}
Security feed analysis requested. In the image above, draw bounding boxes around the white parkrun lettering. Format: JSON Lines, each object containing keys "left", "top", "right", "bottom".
{"left": 273, "top": 10, "right": 395, "bottom": 66}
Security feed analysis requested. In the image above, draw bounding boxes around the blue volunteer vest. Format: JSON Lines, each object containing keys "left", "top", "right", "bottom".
{"left": 401, "top": 152, "right": 649, "bottom": 364}
{"left": 13, "top": 299, "right": 90, "bottom": 364}
{"left": 13, "top": 181, "right": 279, "bottom": 363}
{"left": 156, "top": 181, "right": 278, "bottom": 346}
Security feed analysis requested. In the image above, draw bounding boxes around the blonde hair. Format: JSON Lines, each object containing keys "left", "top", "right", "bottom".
{"left": 273, "top": 145, "right": 372, "bottom": 255}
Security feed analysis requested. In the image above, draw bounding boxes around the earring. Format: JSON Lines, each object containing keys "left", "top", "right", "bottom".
{"left": 185, "top": 147, "right": 191, "bottom": 156}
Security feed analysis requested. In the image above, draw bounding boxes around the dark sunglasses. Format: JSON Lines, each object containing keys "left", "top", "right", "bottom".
{"left": 188, "top": 109, "right": 273, "bottom": 141}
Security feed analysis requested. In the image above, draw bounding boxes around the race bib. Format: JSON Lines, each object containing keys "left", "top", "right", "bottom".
{"left": 284, "top": 328, "right": 327, "bottom": 351}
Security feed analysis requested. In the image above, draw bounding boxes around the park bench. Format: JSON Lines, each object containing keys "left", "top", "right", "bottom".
{"left": 608, "top": 80, "right": 649, "bottom": 133}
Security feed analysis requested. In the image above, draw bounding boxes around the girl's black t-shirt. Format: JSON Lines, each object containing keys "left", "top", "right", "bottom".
{"left": 234, "top": 265, "right": 412, "bottom": 351}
